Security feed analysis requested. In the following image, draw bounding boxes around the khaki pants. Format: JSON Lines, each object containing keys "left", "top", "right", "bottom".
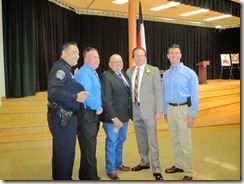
{"left": 167, "top": 104, "right": 193, "bottom": 177}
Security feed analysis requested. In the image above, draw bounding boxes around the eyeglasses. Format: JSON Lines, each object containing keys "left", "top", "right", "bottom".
{"left": 110, "top": 61, "right": 123, "bottom": 64}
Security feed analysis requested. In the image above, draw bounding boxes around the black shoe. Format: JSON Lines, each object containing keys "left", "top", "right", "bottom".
{"left": 97, "top": 176, "right": 101, "bottom": 180}
{"left": 131, "top": 164, "right": 150, "bottom": 171}
{"left": 165, "top": 166, "right": 184, "bottom": 173}
{"left": 153, "top": 173, "right": 164, "bottom": 180}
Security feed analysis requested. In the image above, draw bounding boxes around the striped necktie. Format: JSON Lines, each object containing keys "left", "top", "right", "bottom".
{"left": 134, "top": 68, "right": 140, "bottom": 105}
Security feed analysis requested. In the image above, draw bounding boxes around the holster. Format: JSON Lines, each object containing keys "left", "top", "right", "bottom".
{"left": 47, "top": 102, "right": 74, "bottom": 127}
{"left": 59, "top": 108, "right": 73, "bottom": 127}
{"left": 187, "top": 97, "right": 192, "bottom": 107}
{"left": 47, "top": 102, "right": 60, "bottom": 120}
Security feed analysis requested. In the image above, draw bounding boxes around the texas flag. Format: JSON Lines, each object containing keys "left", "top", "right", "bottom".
{"left": 137, "top": 2, "right": 146, "bottom": 50}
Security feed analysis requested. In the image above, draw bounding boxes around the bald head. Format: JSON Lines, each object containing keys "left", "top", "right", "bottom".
{"left": 109, "top": 54, "right": 123, "bottom": 73}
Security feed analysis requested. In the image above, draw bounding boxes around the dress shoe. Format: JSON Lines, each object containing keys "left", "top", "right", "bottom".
{"left": 117, "top": 165, "right": 130, "bottom": 171}
{"left": 131, "top": 164, "right": 150, "bottom": 171}
{"left": 183, "top": 176, "right": 193, "bottom": 180}
{"left": 153, "top": 173, "right": 164, "bottom": 180}
{"left": 107, "top": 173, "right": 120, "bottom": 180}
{"left": 165, "top": 166, "right": 183, "bottom": 173}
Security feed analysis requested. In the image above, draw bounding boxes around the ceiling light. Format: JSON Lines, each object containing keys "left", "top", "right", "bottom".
{"left": 191, "top": 21, "right": 201, "bottom": 24}
{"left": 180, "top": 9, "right": 209, "bottom": 16}
{"left": 162, "top": 18, "right": 173, "bottom": 21}
{"left": 112, "top": 0, "right": 128, "bottom": 4}
{"left": 204, "top": 14, "right": 232, "bottom": 21}
{"left": 150, "top": 2, "right": 180, "bottom": 11}
{"left": 215, "top": 25, "right": 223, "bottom": 29}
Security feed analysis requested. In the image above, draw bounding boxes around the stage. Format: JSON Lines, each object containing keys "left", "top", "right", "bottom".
{"left": 0, "top": 79, "right": 240, "bottom": 143}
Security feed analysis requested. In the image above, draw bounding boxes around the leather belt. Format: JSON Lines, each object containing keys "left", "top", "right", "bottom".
{"left": 169, "top": 102, "right": 188, "bottom": 106}
{"left": 72, "top": 110, "right": 78, "bottom": 115}
{"left": 84, "top": 106, "right": 96, "bottom": 112}
{"left": 60, "top": 107, "right": 78, "bottom": 116}
{"left": 48, "top": 101, "right": 78, "bottom": 116}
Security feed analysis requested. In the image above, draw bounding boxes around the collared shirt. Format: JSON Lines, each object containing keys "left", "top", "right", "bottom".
{"left": 131, "top": 63, "right": 146, "bottom": 103}
{"left": 75, "top": 63, "right": 102, "bottom": 111}
{"left": 116, "top": 72, "right": 129, "bottom": 86}
{"left": 162, "top": 62, "right": 199, "bottom": 118}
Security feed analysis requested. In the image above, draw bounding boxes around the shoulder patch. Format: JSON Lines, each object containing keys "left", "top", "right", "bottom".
{"left": 56, "top": 70, "right": 66, "bottom": 80}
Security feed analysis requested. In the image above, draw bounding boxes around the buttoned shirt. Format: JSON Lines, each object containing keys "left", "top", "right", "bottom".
{"left": 162, "top": 62, "right": 199, "bottom": 118}
{"left": 131, "top": 63, "right": 146, "bottom": 103}
{"left": 75, "top": 63, "right": 102, "bottom": 111}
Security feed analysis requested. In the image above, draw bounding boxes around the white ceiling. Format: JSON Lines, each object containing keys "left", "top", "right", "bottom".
{"left": 49, "top": 0, "right": 240, "bottom": 29}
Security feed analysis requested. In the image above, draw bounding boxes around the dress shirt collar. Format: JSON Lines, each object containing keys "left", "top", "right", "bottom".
{"left": 83, "top": 63, "right": 98, "bottom": 74}
{"left": 170, "top": 62, "right": 184, "bottom": 71}
{"left": 60, "top": 58, "right": 71, "bottom": 70}
{"left": 135, "top": 63, "right": 146, "bottom": 72}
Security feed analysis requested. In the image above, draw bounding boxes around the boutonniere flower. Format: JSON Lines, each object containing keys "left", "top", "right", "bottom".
{"left": 146, "top": 68, "right": 151, "bottom": 75}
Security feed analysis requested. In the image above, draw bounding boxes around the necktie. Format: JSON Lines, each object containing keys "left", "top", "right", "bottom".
{"left": 134, "top": 68, "right": 140, "bottom": 105}
{"left": 118, "top": 73, "right": 129, "bottom": 92}
{"left": 94, "top": 71, "right": 100, "bottom": 82}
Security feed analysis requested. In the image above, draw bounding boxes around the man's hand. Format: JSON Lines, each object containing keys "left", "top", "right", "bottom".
{"left": 154, "top": 112, "right": 163, "bottom": 120}
{"left": 112, "top": 118, "right": 123, "bottom": 128}
{"left": 76, "top": 91, "right": 88, "bottom": 103}
{"left": 96, "top": 107, "right": 103, "bottom": 115}
{"left": 186, "top": 116, "right": 195, "bottom": 128}
{"left": 164, "top": 114, "right": 168, "bottom": 123}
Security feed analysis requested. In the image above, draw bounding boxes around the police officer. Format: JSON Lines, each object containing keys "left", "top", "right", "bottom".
{"left": 47, "top": 42, "right": 88, "bottom": 180}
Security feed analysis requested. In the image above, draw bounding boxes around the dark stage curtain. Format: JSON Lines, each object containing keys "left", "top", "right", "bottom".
{"left": 2, "top": 0, "right": 36, "bottom": 97}
{"left": 2, "top": 0, "right": 240, "bottom": 98}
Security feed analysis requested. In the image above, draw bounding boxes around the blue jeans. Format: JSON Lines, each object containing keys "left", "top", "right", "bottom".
{"left": 103, "top": 122, "right": 128, "bottom": 173}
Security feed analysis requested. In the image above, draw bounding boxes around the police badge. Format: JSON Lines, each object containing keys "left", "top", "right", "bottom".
{"left": 56, "top": 70, "right": 66, "bottom": 80}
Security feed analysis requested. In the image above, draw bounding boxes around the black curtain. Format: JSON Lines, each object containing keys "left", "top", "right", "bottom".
{"left": 2, "top": 0, "right": 240, "bottom": 98}
{"left": 144, "top": 21, "right": 240, "bottom": 79}
{"left": 3, "top": 0, "right": 36, "bottom": 97}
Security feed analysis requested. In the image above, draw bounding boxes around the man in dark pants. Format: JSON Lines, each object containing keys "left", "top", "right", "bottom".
{"left": 75, "top": 47, "right": 103, "bottom": 180}
{"left": 100, "top": 54, "right": 132, "bottom": 180}
{"left": 47, "top": 42, "right": 88, "bottom": 180}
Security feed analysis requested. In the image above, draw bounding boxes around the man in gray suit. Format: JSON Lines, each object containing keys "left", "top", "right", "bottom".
{"left": 100, "top": 54, "right": 132, "bottom": 180}
{"left": 126, "top": 47, "right": 164, "bottom": 180}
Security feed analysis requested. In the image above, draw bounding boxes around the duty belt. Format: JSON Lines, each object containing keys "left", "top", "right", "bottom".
{"left": 47, "top": 102, "right": 78, "bottom": 126}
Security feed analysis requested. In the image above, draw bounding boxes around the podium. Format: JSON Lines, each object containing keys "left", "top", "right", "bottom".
{"left": 196, "top": 61, "right": 210, "bottom": 84}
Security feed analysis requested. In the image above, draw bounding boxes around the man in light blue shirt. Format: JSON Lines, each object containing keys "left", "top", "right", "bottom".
{"left": 76, "top": 63, "right": 102, "bottom": 112}
{"left": 75, "top": 47, "right": 103, "bottom": 180}
{"left": 162, "top": 44, "right": 199, "bottom": 181}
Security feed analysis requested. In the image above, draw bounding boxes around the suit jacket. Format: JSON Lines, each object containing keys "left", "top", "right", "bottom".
{"left": 126, "top": 64, "right": 163, "bottom": 119}
{"left": 100, "top": 68, "right": 132, "bottom": 123}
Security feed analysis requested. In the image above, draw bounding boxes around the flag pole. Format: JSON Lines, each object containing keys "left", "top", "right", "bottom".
{"left": 137, "top": 1, "right": 146, "bottom": 50}
{"left": 128, "top": 0, "right": 137, "bottom": 67}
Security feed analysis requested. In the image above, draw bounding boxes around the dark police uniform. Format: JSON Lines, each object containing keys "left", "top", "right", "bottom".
{"left": 47, "top": 58, "right": 84, "bottom": 180}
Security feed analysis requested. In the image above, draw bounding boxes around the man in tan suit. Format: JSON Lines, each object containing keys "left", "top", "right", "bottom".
{"left": 126, "top": 47, "right": 164, "bottom": 180}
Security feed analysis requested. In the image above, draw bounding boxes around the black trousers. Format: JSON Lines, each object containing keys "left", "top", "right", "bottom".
{"left": 48, "top": 115, "right": 78, "bottom": 180}
{"left": 77, "top": 108, "right": 100, "bottom": 180}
